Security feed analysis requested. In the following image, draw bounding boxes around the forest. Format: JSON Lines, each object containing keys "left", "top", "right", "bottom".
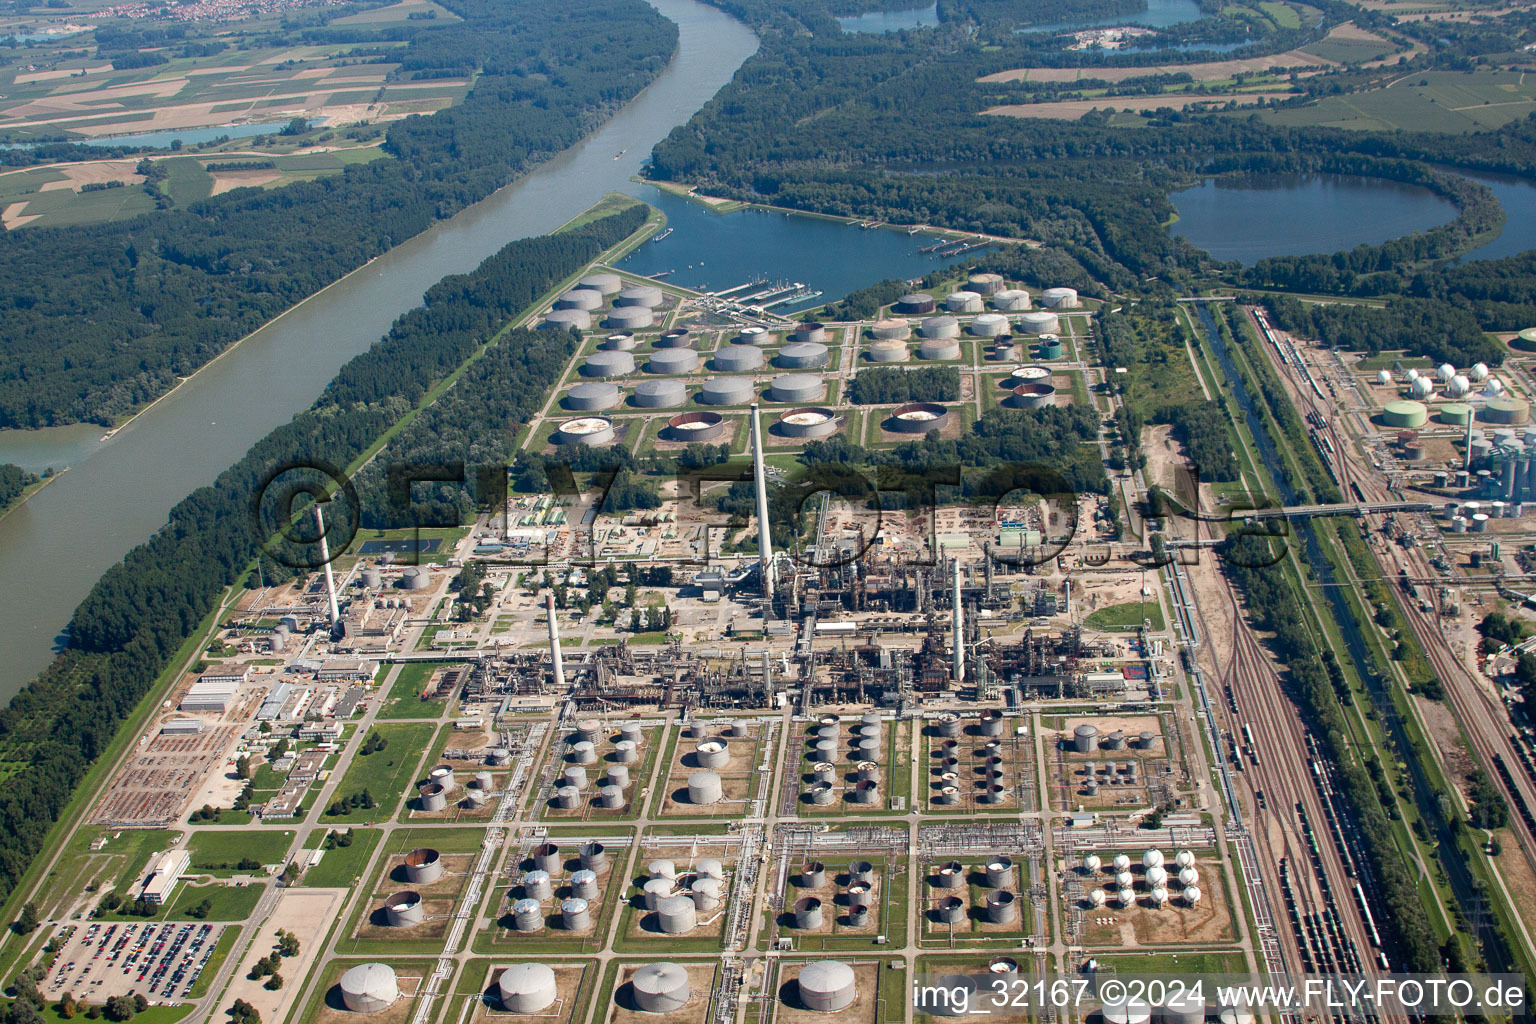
{"left": 0, "top": 0, "right": 675, "bottom": 429}
{"left": 0, "top": 464, "right": 38, "bottom": 514}
{"left": 0, "top": 206, "right": 646, "bottom": 914}
{"left": 846, "top": 366, "right": 960, "bottom": 404}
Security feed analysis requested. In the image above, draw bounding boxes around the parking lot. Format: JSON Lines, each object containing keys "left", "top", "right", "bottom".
{"left": 45, "top": 921, "right": 226, "bottom": 1002}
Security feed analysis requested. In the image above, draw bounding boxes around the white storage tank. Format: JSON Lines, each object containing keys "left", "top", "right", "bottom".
{"left": 632, "top": 963, "right": 691, "bottom": 1014}
{"left": 606, "top": 306, "right": 653, "bottom": 330}
{"left": 498, "top": 963, "right": 558, "bottom": 1014}
{"left": 687, "top": 771, "right": 723, "bottom": 805}
{"left": 776, "top": 342, "right": 830, "bottom": 369}
{"left": 632, "top": 379, "right": 687, "bottom": 408}
{"left": 867, "top": 339, "right": 909, "bottom": 362}
{"left": 616, "top": 284, "right": 664, "bottom": 308}
{"left": 918, "top": 339, "right": 961, "bottom": 361}
{"left": 340, "top": 963, "right": 399, "bottom": 1013}
{"left": 919, "top": 315, "right": 961, "bottom": 339}
{"left": 647, "top": 348, "right": 699, "bottom": 374}
{"left": 582, "top": 350, "right": 636, "bottom": 378}
{"left": 777, "top": 407, "right": 838, "bottom": 438}
{"left": 564, "top": 381, "right": 622, "bottom": 411}
{"left": 1041, "top": 287, "right": 1079, "bottom": 309}
{"left": 769, "top": 374, "right": 823, "bottom": 403}
{"left": 796, "top": 961, "right": 857, "bottom": 1013}
{"left": 555, "top": 288, "right": 602, "bottom": 311}
{"left": 871, "top": 318, "right": 911, "bottom": 340}
{"left": 576, "top": 272, "right": 622, "bottom": 295}
{"left": 713, "top": 345, "right": 765, "bottom": 372}
{"left": 699, "top": 376, "right": 755, "bottom": 406}
{"left": 543, "top": 308, "right": 591, "bottom": 331}
{"left": 946, "top": 291, "right": 983, "bottom": 313}
{"left": 992, "top": 288, "right": 1031, "bottom": 311}
{"left": 552, "top": 417, "right": 615, "bottom": 447}
{"left": 656, "top": 895, "right": 698, "bottom": 934}
{"left": 968, "top": 272, "right": 1003, "bottom": 295}
{"left": 1018, "top": 311, "right": 1060, "bottom": 334}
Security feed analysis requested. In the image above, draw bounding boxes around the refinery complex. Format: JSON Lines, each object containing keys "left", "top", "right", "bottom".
{"left": 19, "top": 255, "right": 1536, "bottom": 1024}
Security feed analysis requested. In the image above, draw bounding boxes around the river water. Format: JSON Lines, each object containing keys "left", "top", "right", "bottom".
{"left": 0, "top": 0, "right": 760, "bottom": 700}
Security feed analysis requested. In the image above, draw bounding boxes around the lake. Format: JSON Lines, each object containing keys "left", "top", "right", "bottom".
{"left": 79, "top": 120, "right": 323, "bottom": 149}
{"left": 1019, "top": 0, "right": 1206, "bottom": 33}
{"left": 1169, "top": 172, "right": 1459, "bottom": 265}
{"left": 617, "top": 186, "right": 983, "bottom": 314}
{"left": 1456, "top": 170, "right": 1536, "bottom": 264}
{"left": 836, "top": 4, "right": 940, "bottom": 32}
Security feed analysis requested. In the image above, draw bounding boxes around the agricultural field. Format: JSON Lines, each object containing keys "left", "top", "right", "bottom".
{"left": 1260, "top": 68, "right": 1536, "bottom": 131}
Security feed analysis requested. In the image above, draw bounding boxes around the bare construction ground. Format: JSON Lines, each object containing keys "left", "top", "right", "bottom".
{"left": 225, "top": 889, "right": 345, "bottom": 1023}
{"left": 979, "top": 48, "right": 1333, "bottom": 84}
{"left": 983, "top": 93, "right": 1281, "bottom": 120}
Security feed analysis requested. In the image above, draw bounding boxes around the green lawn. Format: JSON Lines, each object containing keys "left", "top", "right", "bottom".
{"left": 158, "top": 881, "right": 265, "bottom": 922}
{"left": 300, "top": 828, "right": 382, "bottom": 888}
{"left": 1084, "top": 600, "right": 1166, "bottom": 631}
{"left": 186, "top": 830, "right": 294, "bottom": 873}
{"left": 321, "top": 722, "right": 436, "bottom": 822}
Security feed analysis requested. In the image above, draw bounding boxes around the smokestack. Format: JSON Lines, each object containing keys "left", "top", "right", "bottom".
{"left": 751, "top": 403, "right": 774, "bottom": 607}
{"left": 952, "top": 560, "right": 965, "bottom": 683}
{"left": 547, "top": 592, "right": 565, "bottom": 689}
{"left": 314, "top": 503, "right": 340, "bottom": 632}
{"left": 1466, "top": 415, "right": 1474, "bottom": 472}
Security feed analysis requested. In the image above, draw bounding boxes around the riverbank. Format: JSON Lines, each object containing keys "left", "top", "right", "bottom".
{"left": 0, "top": 467, "right": 62, "bottom": 524}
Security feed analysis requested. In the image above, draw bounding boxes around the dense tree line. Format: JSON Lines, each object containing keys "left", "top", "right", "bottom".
{"left": 1260, "top": 293, "right": 1504, "bottom": 368}
{"left": 0, "top": 207, "right": 644, "bottom": 915}
{"left": 846, "top": 366, "right": 960, "bottom": 404}
{"left": 0, "top": 464, "right": 38, "bottom": 514}
{"left": 1152, "top": 405, "right": 1238, "bottom": 483}
{"left": 1219, "top": 533, "right": 1440, "bottom": 972}
{"left": 0, "top": 0, "right": 675, "bottom": 428}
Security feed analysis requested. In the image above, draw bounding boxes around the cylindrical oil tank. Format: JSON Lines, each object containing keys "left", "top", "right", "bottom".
{"left": 736, "top": 326, "right": 772, "bottom": 346}
{"left": 1483, "top": 397, "right": 1532, "bottom": 425}
{"left": 570, "top": 869, "right": 599, "bottom": 900}
{"left": 917, "top": 338, "right": 961, "bottom": 361}
{"left": 992, "top": 288, "right": 1031, "bottom": 311}
{"left": 522, "top": 869, "right": 554, "bottom": 901}
{"left": 1383, "top": 399, "right": 1428, "bottom": 428}
{"left": 1073, "top": 724, "right": 1100, "bottom": 753}
{"left": 532, "top": 843, "right": 561, "bottom": 873}
{"left": 699, "top": 376, "right": 755, "bottom": 405}
{"left": 777, "top": 406, "right": 837, "bottom": 437}
{"left": 867, "top": 338, "right": 910, "bottom": 365}
{"left": 1140, "top": 731, "right": 1158, "bottom": 750}
{"left": 847, "top": 883, "right": 873, "bottom": 907}
{"left": 598, "top": 785, "right": 624, "bottom": 808}
{"left": 418, "top": 784, "right": 448, "bottom": 812}
{"left": 687, "top": 771, "right": 723, "bottom": 805}
{"left": 361, "top": 567, "right": 383, "bottom": 589}
{"left": 499, "top": 963, "right": 559, "bottom": 1014}
{"left": 1103, "top": 731, "right": 1126, "bottom": 751}
{"left": 713, "top": 344, "right": 764, "bottom": 372}
{"left": 985, "top": 890, "right": 1018, "bottom": 924}
{"left": 614, "top": 739, "right": 640, "bottom": 763}
{"left": 843, "top": 861, "right": 873, "bottom": 886}
{"left": 650, "top": 860, "right": 677, "bottom": 882}
{"left": 895, "top": 293, "right": 936, "bottom": 315}
{"left": 512, "top": 897, "right": 543, "bottom": 932}
{"left": 576, "top": 272, "right": 622, "bottom": 295}
{"left": 937, "top": 896, "right": 967, "bottom": 924}
{"left": 657, "top": 895, "right": 698, "bottom": 934}
{"left": 620, "top": 721, "right": 643, "bottom": 744}
{"left": 555, "top": 288, "right": 602, "bottom": 311}
{"left": 979, "top": 710, "right": 1006, "bottom": 736}
{"left": 936, "top": 860, "right": 964, "bottom": 888}
{"left": 920, "top": 315, "right": 961, "bottom": 339}
{"left": 405, "top": 848, "right": 442, "bottom": 884}
{"left": 793, "top": 896, "right": 824, "bottom": 929}
{"left": 616, "top": 285, "right": 664, "bottom": 308}
{"left": 788, "top": 321, "right": 824, "bottom": 343}
{"left": 564, "top": 381, "right": 621, "bottom": 411}
{"left": 1103, "top": 997, "right": 1153, "bottom": 1024}
{"left": 582, "top": 350, "right": 635, "bottom": 379}
{"left": 935, "top": 786, "right": 959, "bottom": 804}
{"left": 340, "top": 963, "right": 399, "bottom": 1013}
{"left": 969, "top": 313, "right": 1010, "bottom": 337}
{"left": 985, "top": 857, "right": 1013, "bottom": 888}
{"left": 579, "top": 842, "right": 608, "bottom": 872}
{"left": 561, "top": 897, "right": 592, "bottom": 931}
{"left": 543, "top": 308, "right": 591, "bottom": 331}
{"left": 632, "top": 378, "right": 687, "bottom": 408}
{"left": 606, "top": 306, "right": 654, "bottom": 330}
{"left": 946, "top": 291, "right": 984, "bottom": 313}
{"left": 1041, "top": 287, "right": 1080, "bottom": 309}
{"left": 853, "top": 760, "right": 879, "bottom": 783}
{"left": 800, "top": 860, "right": 827, "bottom": 887}
{"left": 847, "top": 904, "right": 871, "bottom": 928}
{"left": 648, "top": 348, "right": 698, "bottom": 374}
{"left": 656, "top": 328, "right": 692, "bottom": 349}
{"left": 968, "top": 272, "right": 1003, "bottom": 296}
{"left": 553, "top": 785, "right": 581, "bottom": 809}
{"left": 486, "top": 748, "right": 512, "bottom": 767}
{"left": 695, "top": 739, "right": 730, "bottom": 769}
{"left": 384, "top": 891, "right": 423, "bottom": 927}
{"left": 1018, "top": 311, "right": 1060, "bottom": 335}
{"left": 641, "top": 878, "right": 673, "bottom": 911}
{"left": 797, "top": 961, "right": 856, "bottom": 1013}
{"left": 666, "top": 410, "right": 726, "bottom": 442}
{"left": 937, "top": 713, "right": 963, "bottom": 737}
{"left": 1159, "top": 991, "right": 1205, "bottom": 1024}
{"left": 604, "top": 332, "right": 637, "bottom": 350}
{"left": 696, "top": 858, "right": 725, "bottom": 882}
{"left": 850, "top": 779, "right": 879, "bottom": 803}
{"left": 853, "top": 736, "right": 881, "bottom": 758}
{"left": 776, "top": 342, "right": 830, "bottom": 369}
{"left": 633, "top": 963, "right": 691, "bottom": 1014}
{"left": 871, "top": 318, "right": 911, "bottom": 340}
{"left": 808, "top": 782, "right": 836, "bottom": 804}
{"left": 813, "top": 738, "right": 838, "bottom": 760}
{"left": 690, "top": 876, "right": 723, "bottom": 911}
{"left": 562, "top": 765, "right": 589, "bottom": 790}
{"left": 1037, "top": 336, "right": 1064, "bottom": 359}
{"left": 725, "top": 721, "right": 750, "bottom": 738}
{"left": 552, "top": 416, "right": 615, "bottom": 446}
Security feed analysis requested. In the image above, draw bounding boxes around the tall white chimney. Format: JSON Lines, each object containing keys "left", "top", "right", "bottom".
{"left": 547, "top": 592, "right": 565, "bottom": 689}
{"left": 751, "top": 403, "right": 774, "bottom": 607}
{"left": 951, "top": 560, "right": 965, "bottom": 683}
{"left": 314, "top": 503, "right": 340, "bottom": 632}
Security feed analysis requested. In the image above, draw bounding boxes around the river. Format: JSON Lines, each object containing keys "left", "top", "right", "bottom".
{"left": 0, "top": 0, "right": 760, "bottom": 700}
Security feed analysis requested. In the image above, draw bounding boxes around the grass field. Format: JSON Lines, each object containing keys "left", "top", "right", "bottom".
{"left": 300, "top": 828, "right": 382, "bottom": 888}
{"left": 1261, "top": 69, "right": 1536, "bottom": 131}
{"left": 161, "top": 881, "right": 265, "bottom": 922}
{"left": 1084, "top": 600, "right": 1167, "bottom": 631}
{"left": 321, "top": 722, "right": 436, "bottom": 823}
{"left": 187, "top": 830, "right": 296, "bottom": 873}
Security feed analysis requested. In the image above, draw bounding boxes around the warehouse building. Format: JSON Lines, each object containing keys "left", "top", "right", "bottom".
{"left": 180, "top": 677, "right": 241, "bottom": 713}
{"left": 137, "top": 850, "right": 190, "bottom": 906}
